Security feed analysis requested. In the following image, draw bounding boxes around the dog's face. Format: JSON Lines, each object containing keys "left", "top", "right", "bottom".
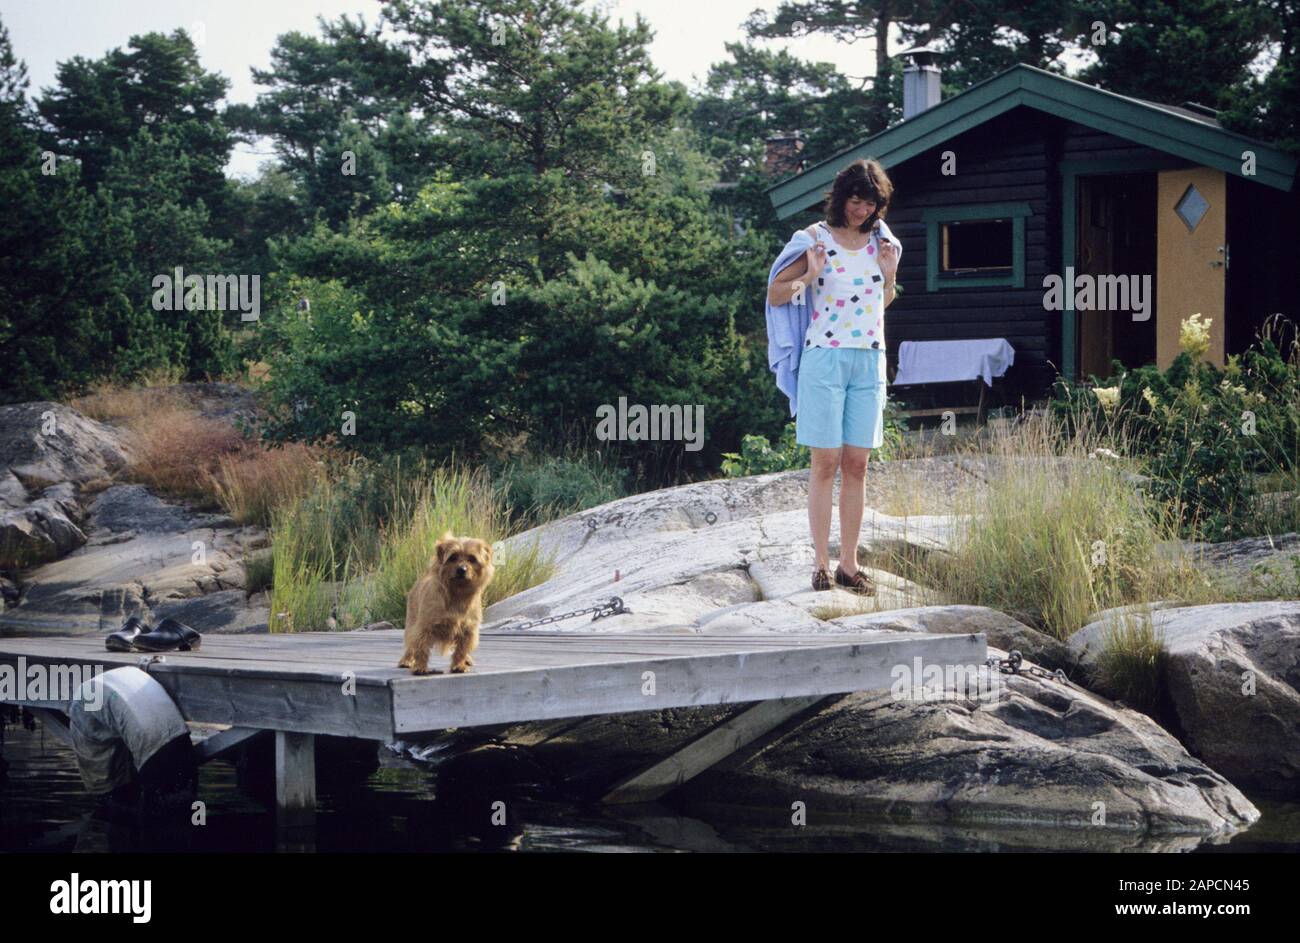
{"left": 433, "top": 535, "right": 495, "bottom": 595}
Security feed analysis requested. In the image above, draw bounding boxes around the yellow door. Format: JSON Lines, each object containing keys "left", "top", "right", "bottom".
{"left": 1156, "top": 168, "right": 1226, "bottom": 368}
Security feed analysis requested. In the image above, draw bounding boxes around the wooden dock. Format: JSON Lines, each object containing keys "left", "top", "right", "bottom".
{"left": 1, "top": 628, "right": 986, "bottom": 816}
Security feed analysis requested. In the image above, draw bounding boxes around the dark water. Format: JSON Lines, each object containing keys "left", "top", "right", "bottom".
{"left": 3, "top": 721, "right": 1298, "bottom": 853}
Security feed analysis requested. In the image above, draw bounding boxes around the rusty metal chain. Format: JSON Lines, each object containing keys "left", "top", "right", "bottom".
{"left": 985, "top": 649, "right": 1072, "bottom": 685}
{"left": 493, "top": 597, "right": 631, "bottom": 631}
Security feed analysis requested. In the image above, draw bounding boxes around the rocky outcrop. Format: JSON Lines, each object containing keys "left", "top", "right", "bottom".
{"left": 1, "top": 482, "right": 88, "bottom": 567}
{"left": 0, "top": 402, "right": 133, "bottom": 568}
{"left": 1070, "top": 601, "right": 1300, "bottom": 797}
{"left": 485, "top": 469, "right": 958, "bottom": 634}
{"left": 1185, "top": 533, "right": 1300, "bottom": 586}
{"left": 0, "top": 401, "right": 131, "bottom": 490}
{"left": 159, "top": 382, "right": 261, "bottom": 430}
{"left": 1, "top": 484, "right": 268, "bottom": 636}
{"left": 674, "top": 647, "right": 1257, "bottom": 835}
{"left": 1, "top": 394, "right": 269, "bottom": 637}
{"left": 830, "top": 604, "right": 1073, "bottom": 671}
{"left": 482, "top": 471, "right": 1262, "bottom": 836}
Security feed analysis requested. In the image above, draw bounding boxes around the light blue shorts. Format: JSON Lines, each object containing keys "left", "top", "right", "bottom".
{"left": 795, "top": 346, "right": 887, "bottom": 449}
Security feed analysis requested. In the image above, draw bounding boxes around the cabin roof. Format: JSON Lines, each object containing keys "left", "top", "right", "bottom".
{"left": 768, "top": 63, "right": 1298, "bottom": 217}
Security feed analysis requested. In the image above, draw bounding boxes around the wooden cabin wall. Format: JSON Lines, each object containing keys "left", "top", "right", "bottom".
{"left": 883, "top": 109, "right": 1059, "bottom": 400}
{"left": 883, "top": 111, "right": 1180, "bottom": 400}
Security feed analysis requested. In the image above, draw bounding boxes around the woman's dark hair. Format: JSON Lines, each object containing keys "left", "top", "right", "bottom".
{"left": 824, "top": 158, "right": 893, "bottom": 232}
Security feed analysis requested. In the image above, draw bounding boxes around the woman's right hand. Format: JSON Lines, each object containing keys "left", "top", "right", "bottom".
{"left": 805, "top": 241, "right": 828, "bottom": 279}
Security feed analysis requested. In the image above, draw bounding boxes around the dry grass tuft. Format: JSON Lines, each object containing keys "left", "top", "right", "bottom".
{"left": 124, "top": 405, "right": 246, "bottom": 503}
{"left": 209, "top": 442, "right": 332, "bottom": 527}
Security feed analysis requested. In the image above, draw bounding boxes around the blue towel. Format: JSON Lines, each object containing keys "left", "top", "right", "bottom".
{"left": 765, "top": 230, "right": 816, "bottom": 417}
{"left": 765, "top": 221, "right": 900, "bottom": 417}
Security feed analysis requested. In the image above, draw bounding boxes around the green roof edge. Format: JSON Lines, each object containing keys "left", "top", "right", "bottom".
{"left": 767, "top": 64, "right": 1298, "bottom": 218}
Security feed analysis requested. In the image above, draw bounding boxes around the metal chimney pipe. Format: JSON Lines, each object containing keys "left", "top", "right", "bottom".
{"left": 901, "top": 46, "right": 942, "bottom": 119}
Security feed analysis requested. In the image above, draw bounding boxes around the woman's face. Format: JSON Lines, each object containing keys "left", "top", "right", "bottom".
{"left": 845, "top": 194, "right": 877, "bottom": 227}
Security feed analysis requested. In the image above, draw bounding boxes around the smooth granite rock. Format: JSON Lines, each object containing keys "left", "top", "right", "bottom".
{"left": 1070, "top": 601, "right": 1300, "bottom": 796}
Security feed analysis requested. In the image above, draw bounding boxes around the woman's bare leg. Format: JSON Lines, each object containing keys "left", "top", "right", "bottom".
{"left": 808, "top": 447, "right": 842, "bottom": 570}
{"left": 838, "top": 445, "right": 871, "bottom": 575}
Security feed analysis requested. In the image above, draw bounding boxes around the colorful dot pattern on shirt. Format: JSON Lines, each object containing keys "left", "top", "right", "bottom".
{"left": 805, "top": 222, "right": 891, "bottom": 351}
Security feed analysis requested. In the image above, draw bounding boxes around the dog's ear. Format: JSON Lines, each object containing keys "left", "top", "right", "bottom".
{"left": 434, "top": 534, "right": 457, "bottom": 565}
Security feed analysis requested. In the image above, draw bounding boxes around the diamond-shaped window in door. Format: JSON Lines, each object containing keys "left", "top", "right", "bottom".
{"left": 1175, "top": 183, "right": 1210, "bottom": 232}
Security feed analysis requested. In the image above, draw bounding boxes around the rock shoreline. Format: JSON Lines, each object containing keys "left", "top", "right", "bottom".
{"left": 3, "top": 393, "right": 1297, "bottom": 840}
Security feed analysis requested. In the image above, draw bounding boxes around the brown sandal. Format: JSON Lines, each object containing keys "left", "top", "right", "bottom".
{"left": 835, "top": 566, "right": 876, "bottom": 596}
{"left": 811, "top": 566, "right": 833, "bottom": 591}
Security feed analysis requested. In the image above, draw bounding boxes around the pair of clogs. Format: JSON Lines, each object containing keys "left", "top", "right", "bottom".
{"left": 105, "top": 616, "right": 202, "bottom": 653}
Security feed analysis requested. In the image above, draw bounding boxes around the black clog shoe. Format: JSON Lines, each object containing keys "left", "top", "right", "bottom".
{"left": 106, "top": 616, "right": 148, "bottom": 652}
{"left": 133, "top": 618, "right": 203, "bottom": 653}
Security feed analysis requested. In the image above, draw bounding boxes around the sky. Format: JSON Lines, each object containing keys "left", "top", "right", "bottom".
{"left": 1, "top": 0, "right": 881, "bottom": 178}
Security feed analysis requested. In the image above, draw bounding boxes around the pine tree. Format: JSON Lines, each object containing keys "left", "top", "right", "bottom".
{"left": 0, "top": 17, "right": 113, "bottom": 401}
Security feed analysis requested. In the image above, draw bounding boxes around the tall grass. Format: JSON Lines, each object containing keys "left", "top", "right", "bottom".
{"left": 868, "top": 411, "right": 1208, "bottom": 640}
{"left": 269, "top": 458, "right": 556, "bottom": 632}
{"left": 268, "top": 512, "right": 351, "bottom": 633}
{"left": 491, "top": 439, "right": 630, "bottom": 526}
{"left": 1094, "top": 609, "right": 1167, "bottom": 712}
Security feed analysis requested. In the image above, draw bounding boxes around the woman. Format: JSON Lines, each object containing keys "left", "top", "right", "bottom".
{"left": 765, "top": 159, "right": 900, "bottom": 594}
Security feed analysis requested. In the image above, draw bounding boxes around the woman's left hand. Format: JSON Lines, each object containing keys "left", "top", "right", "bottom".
{"left": 878, "top": 239, "right": 899, "bottom": 280}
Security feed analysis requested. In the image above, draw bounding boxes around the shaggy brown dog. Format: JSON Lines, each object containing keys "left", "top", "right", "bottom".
{"left": 398, "top": 531, "right": 495, "bottom": 675}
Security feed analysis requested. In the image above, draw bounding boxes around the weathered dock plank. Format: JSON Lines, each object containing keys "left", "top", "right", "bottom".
{"left": 0, "top": 628, "right": 987, "bottom": 738}
{"left": 389, "top": 631, "right": 983, "bottom": 731}
{"left": 1, "top": 628, "right": 987, "bottom": 819}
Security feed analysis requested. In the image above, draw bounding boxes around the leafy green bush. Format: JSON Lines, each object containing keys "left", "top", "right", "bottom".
{"left": 721, "top": 422, "right": 809, "bottom": 477}
{"left": 1051, "top": 319, "right": 1300, "bottom": 539}
{"left": 251, "top": 180, "right": 788, "bottom": 487}
{"left": 721, "top": 404, "right": 909, "bottom": 478}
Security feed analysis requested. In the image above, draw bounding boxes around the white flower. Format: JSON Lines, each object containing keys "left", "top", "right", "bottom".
{"left": 1093, "top": 386, "right": 1120, "bottom": 412}
{"left": 1180, "top": 313, "right": 1212, "bottom": 359}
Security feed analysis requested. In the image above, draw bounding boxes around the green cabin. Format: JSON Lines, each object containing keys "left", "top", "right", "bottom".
{"left": 766, "top": 61, "right": 1300, "bottom": 398}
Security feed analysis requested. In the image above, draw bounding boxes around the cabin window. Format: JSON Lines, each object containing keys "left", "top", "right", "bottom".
{"left": 942, "top": 218, "right": 1013, "bottom": 273}
{"left": 922, "top": 202, "right": 1032, "bottom": 291}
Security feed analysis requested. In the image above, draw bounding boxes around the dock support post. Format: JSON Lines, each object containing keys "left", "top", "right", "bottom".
{"left": 275, "top": 731, "right": 316, "bottom": 847}
{"left": 601, "top": 695, "right": 830, "bottom": 804}
{"left": 26, "top": 707, "right": 75, "bottom": 747}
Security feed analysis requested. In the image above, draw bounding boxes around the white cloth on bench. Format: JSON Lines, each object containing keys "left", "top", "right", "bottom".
{"left": 892, "top": 338, "right": 1015, "bottom": 387}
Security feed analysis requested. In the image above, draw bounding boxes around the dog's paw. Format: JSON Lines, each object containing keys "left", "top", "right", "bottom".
{"left": 411, "top": 667, "right": 443, "bottom": 676}
{"left": 449, "top": 663, "right": 470, "bottom": 674}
